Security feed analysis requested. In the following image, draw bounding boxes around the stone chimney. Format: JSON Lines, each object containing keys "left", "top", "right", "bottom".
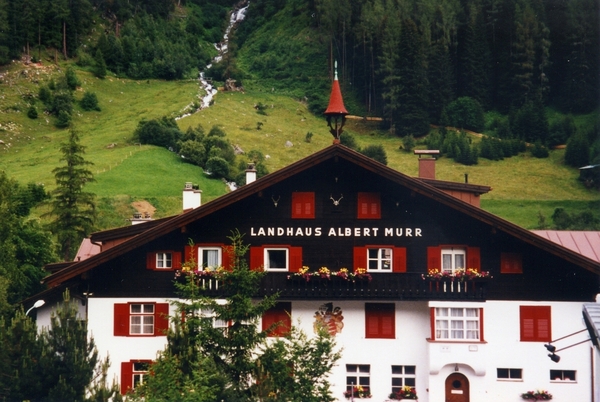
{"left": 183, "top": 182, "right": 202, "bottom": 211}
{"left": 414, "top": 150, "right": 440, "bottom": 179}
{"left": 246, "top": 163, "right": 257, "bottom": 184}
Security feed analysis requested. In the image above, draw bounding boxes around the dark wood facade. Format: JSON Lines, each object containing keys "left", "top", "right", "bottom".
{"left": 44, "top": 144, "right": 599, "bottom": 305}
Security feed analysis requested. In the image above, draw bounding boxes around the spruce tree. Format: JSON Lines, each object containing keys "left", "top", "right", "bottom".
{"left": 94, "top": 49, "right": 107, "bottom": 79}
{"left": 395, "top": 18, "right": 430, "bottom": 137}
{"left": 46, "top": 128, "right": 96, "bottom": 261}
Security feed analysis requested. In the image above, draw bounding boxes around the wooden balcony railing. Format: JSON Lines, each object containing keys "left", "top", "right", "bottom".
{"left": 195, "top": 273, "right": 489, "bottom": 300}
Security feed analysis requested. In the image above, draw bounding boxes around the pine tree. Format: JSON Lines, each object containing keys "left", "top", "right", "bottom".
{"left": 94, "top": 49, "right": 107, "bottom": 78}
{"left": 46, "top": 128, "right": 96, "bottom": 261}
{"left": 395, "top": 18, "right": 430, "bottom": 137}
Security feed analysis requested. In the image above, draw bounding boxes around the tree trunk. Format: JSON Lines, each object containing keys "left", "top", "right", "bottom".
{"left": 63, "top": 21, "right": 67, "bottom": 59}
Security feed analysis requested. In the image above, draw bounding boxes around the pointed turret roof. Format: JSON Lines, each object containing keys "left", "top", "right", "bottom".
{"left": 324, "top": 63, "right": 348, "bottom": 116}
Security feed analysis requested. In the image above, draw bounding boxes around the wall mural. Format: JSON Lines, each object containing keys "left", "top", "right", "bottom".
{"left": 314, "top": 302, "right": 344, "bottom": 336}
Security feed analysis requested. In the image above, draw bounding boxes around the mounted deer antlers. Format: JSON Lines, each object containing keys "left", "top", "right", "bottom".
{"left": 330, "top": 194, "right": 343, "bottom": 206}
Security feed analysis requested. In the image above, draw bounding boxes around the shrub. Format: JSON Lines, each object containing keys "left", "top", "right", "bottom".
{"left": 479, "top": 137, "right": 503, "bottom": 160}
{"left": 80, "top": 91, "right": 100, "bottom": 111}
{"left": 65, "top": 67, "right": 80, "bottom": 91}
{"left": 530, "top": 140, "right": 549, "bottom": 158}
{"left": 444, "top": 97, "right": 485, "bottom": 132}
{"left": 548, "top": 115, "right": 576, "bottom": 147}
{"left": 27, "top": 105, "right": 38, "bottom": 119}
{"left": 206, "top": 156, "right": 230, "bottom": 179}
{"left": 38, "top": 86, "right": 52, "bottom": 106}
{"left": 55, "top": 110, "right": 71, "bottom": 128}
{"left": 564, "top": 133, "right": 590, "bottom": 167}
{"left": 134, "top": 119, "right": 182, "bottom": 149}
{"left": 402, "top": 135, "right": 415, "bottom": 152}
{"left": 360, "top": 145, "right": 388, "bottom": 165}
{"left": 305, "top": 131, "right": 313, "bottom": 143}
{"left": 339, "top": 132, "right": 358, "bottom": 150}
{"left": 178, "top": 140, "right": 206, "bottom": 166}
{"left": 51, "top": 91, "right": 73, "bottom": 116}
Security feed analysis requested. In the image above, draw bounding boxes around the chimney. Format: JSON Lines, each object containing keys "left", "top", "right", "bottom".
{"left": 246, "top": 163, "right": 257, "bottom": 184}
{"left": 131, "top": 212, "right": 152, "bottom": 225}
{"left": 183, "top": 182, "right": 202, "bottom": 211}
{"left": 414, "top": 150, "right": 440, "bottom": 179}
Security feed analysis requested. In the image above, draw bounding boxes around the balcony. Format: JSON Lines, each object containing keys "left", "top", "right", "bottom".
{"left": 196, "top": 273, "right": 488, "bottom": 300}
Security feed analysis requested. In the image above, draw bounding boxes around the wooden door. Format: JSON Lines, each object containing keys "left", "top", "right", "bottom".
{"left": 445, "top": 372, "right": 469, "bottom": 402}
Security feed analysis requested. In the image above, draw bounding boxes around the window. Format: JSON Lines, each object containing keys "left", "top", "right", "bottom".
{"left": 365, "top": 303, "right": 395, "bottom": 339}
{"left": 346, "top": 364, "right": 370, "bottom": 394}
{"left": 353, "top": 246, "right": 406, "bottom": 273}
{"left": 200, "top": 301, "right": 229, "bottom": 329}
{"left": 114, "top": 303, "right": 169, "bottom": 336}
{"left": 184, "top": 244, "right": 231, "bottom": 271}
{"left": 262, "top": 302, "right": 291, "bottom": 337}
{"left": 391, "top": 365, "right": 416, "bottom": 393}
{"left": 433, "top": 307, "right": 482, "bottom": 341}
{"left": 501, "top": 252, "right": 523, "bottom": 273}
{"left": 497, "top": 368, "right": 523, "bottom": 380}
{"left": 199, "top": 247, "right": 221, "bottom": 270}
{"left": 250, "top": 245, "right": 302, "bottom": 272}
{"left": 427, "top": 246, "right": 481, "bottom": 272}
{"left": 442, "top": 248, "right": 465, "bottom": 273}
{"left": 120, "top": 360, "right": 151, "bottom": 395}
{"left": 520, "top": 306, "right": 551, "bottom": 342}
{"left": 146, "top": 251, "right": 181, "bottom": 270}
{"left": 550, "top": 370, "right": 576, "bottom": 382}
{"left": 357, "top": 192, "right": 381, "bottom": 219}
{"left": 292, "top": 192, "right": 315, "bottom": 219}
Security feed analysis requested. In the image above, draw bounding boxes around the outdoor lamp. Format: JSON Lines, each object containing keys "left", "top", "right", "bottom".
{"left": 544, "top": 344, "right": 556, "bottom": 353}
{"left": 548, "top": 354, "right": 560, "bottom": 363}
{"left": 26, "top": 299, "right": 45, "bottom": 316}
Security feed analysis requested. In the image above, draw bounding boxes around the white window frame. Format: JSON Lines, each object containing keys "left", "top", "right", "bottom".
{"left": 132, "top": 361, "right": 150, "bottom": 388}
{"left": 442, "top": 247, "right": 465, "bottom": 274}
{"left": 264, "top": 248, "right": 289, "bottom": 271}
{"left": 156, "top": 252, "right": 172, "bottom": 269}
{"left": 497, "top": 368, "right": 523, "bottom": 381}
{"left": 391, "top": 365, "right": 416, "bottom": 393}
{"left": 198, "top": 247, "right": 222, "bottom": 270}
{"left": 550, "top": 369, "right": 576, "bottom": 382}
{"left": 346, "top": 364, "right": 370, "bottom": 392}
{"left": 130, "top": 304, "right": 154, "bottom": 335}
{"left": 200, "top": 300, "right": 229, "bottom": 329}
{"left": 435, "top": 307, "right": 480, "bottom": 341}
{"left": 367, "top": 248, "right": 393, "bottom": 272}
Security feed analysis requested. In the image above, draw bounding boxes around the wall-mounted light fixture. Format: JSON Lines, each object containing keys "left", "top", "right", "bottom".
{"left": 26, "top": 300, "right": 45, "bottom": 316}
{"left": 544, "top": 328, "right": 589, "bottom": 363}
{"left": 454, "top": 363, "right": 459, "bottom": 372}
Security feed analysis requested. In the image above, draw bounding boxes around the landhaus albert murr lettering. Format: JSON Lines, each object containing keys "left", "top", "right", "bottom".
{"left": 250, "top": 227, "right": 423, "bottom": 237}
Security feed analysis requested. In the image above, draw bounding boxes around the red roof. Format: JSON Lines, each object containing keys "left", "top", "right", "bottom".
{"left": 324, "top": 78, "right": 348, "bottom": 116}
{"left": 532, "top": 231, "right": 600, "bottom": 263}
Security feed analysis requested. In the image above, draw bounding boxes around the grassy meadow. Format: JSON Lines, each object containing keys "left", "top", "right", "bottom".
{"left": 0, "top": 62, "right": 598, "bottom": 230}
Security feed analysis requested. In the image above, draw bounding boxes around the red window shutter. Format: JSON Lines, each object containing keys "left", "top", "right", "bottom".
{"left": 501, "top": 253, "right": 523, "bottom": 273}
{"left": 172, "top": 252, "right": 182, "bottom": 269}
{"left": 120, "top": 361, "right": 133, "bottom": 395}
{"left": 250, "top": 246, "right": 264, "bottom": 271}
{"left": 357, "top": 192, "right": 381, "bottom": 219}
{"left": 114, "top": 303, "right": 130, "bottom": 336}
{"left": 155, "top": 303, "right": 170, "bottom": 335}
{"left": 427, "top": 246, "right": 441, "bottom": 272}
{"left": 289, "top": 247, "right": 302, "bottom": 272}
{"left": 146, "top": 253, "right": 157, "bottom": 269}
{"left": 353, "top": 247, "right": 367, "bottom": 271}
{"left": 430, "top": 307, "right": 436, "bottom": 340}
{"left": 184, "top": 244, "right": 198, "bottom": 268}
{"left": 263, "top": 302, "right": 291, "bottom": 337}
{"left": 365, "top": 303, "right": 395, "bottom": 339}
{"left": 467, "top": 247, "right": 481, "bottom": 271}
{"left": 520, "top": 306, "right": 551, "bottom": 342}
{"left": 392, "top": 247, "right": 407, "bottom": 273}
{"left": 292, "top": 192, "right": 315, "bottom": 219}
{"left": 222, "top": 245, "right": 233, "bottom": 271}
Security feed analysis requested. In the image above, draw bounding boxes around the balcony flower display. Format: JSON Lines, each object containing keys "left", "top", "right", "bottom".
{"left": 421, "top": 268, "right": 491, "bottom": 282}
{"left": 344, "top": 385, "right": 372, "bottom": 399}
{"left": 287, "top": 266, "right": 372, "bottom": 282}
{"left": 388, "top": 386, "right": 418, "bottom": 400}
{"left": 521, "top": 390, "right": 553, "bottom": 400}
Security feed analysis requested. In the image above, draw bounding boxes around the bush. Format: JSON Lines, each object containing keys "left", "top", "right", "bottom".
{"left": 206, "top": 156, "right": 230, "bottom": 179}
{"left": 479, "top": 137, "right": 503, "bottom": 160}
{"left": 548, "top": 115, "right": 576, "bottom": 147}
{"left": 360, "top": 145, "right": 388, "bottom": 165}
{"left": 55, "top": 110, "right": 71, "bottom": 128}
{"left": 51, "top": 91, "right": 73, "bottom": 116}
{"left": 38, "top": 86, "right": 52, "bottom": 106}
{"left": 564, "top": 133, "right": 590, "bottom": 167}
{"left": 27, "top": 105, "right": 38, "bottom": 119}
{"left": 402, "top": 135, "right": 415, "bottom": 152}
{"left": 178, "top": 140, "right": 206, "bottom": 166}
{"left": 80, "top": 91, "right": 100, "bottom": 111}
{"left": 65, "top": 67, "right": 80, "bottom": 91}
{"left": 444, "top": 97, "right": 485, "bottom": 132}
{"left": 530, "top": 140, "right": 549, "bottom": 158}
{"left": 305, "top": 132, "right": 313, "bottom": 143}
{"left": 339, "top": 132, "right": 358, "bottom": 150}
{"left": 134, "top": 119, "right": 182, "bottom": 149}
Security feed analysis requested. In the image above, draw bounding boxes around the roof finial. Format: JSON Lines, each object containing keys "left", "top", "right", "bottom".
{"left": 334, "top": 60, "right": 338, "bottom": 81}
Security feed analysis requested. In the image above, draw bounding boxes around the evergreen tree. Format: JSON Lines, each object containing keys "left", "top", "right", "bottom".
{"left": 395, "top": 18, "right": 429, "bottom": 137}
{"left": 93, "top": 49, "right": 107, "bottom": 78}
{"left": 564, "top": 132, "right": 590, "bottom": 168}
{"left": 46, "top": 128, "right": 96, "bottom": 261}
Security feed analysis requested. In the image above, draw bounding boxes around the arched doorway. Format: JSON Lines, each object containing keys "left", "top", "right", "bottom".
{"left": 445, "top": 372, "right": 470, "bottom": 402}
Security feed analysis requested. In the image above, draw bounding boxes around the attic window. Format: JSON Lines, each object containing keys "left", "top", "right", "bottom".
{"left": 357, "top": 192, "right": 381, "bottom": 219}
{"left": 292, "top": 192, "right": 315, "bottom": 219}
